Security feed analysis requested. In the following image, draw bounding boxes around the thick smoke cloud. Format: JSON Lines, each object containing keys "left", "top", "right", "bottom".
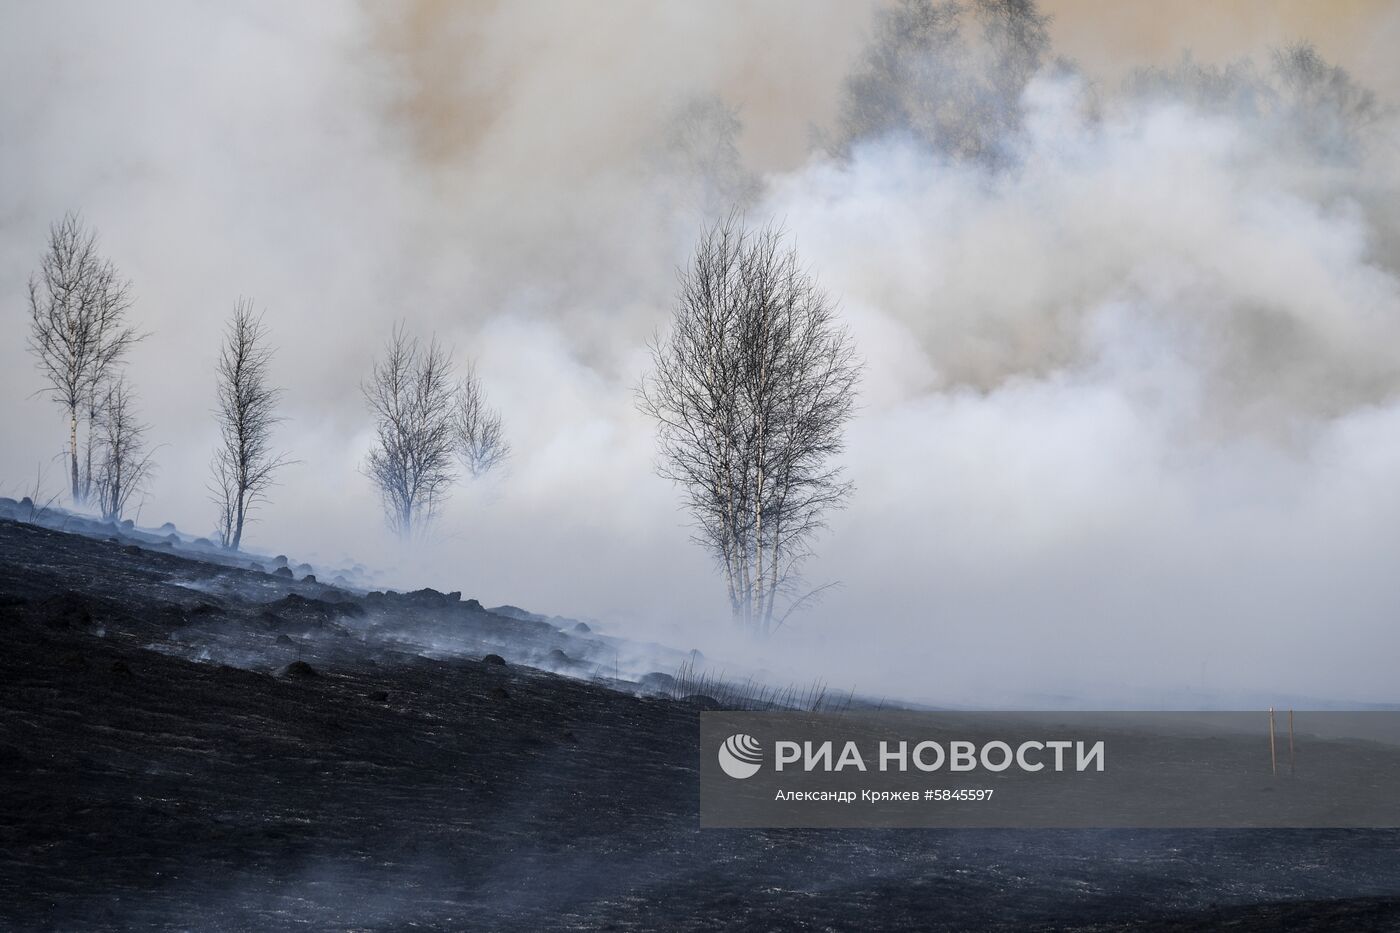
{"left": 2, "top": 1, "right": 1399, "bottom": 706}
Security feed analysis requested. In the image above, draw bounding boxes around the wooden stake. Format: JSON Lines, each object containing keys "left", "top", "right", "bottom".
{"left": 1269, "top": 707, "right": 1277, "bottom": 776}
{"left": 1288, "top": 708, "right": 1295, "bottom": 775}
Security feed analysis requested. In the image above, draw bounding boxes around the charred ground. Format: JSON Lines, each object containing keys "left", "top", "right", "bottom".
{"left": 1, "top": 515, "right": 1399, "bottom": 931}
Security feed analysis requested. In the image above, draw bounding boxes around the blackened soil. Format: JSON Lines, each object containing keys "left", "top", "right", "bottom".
{"left": 1, "top": 518, "right": 1399, "bottom": 931}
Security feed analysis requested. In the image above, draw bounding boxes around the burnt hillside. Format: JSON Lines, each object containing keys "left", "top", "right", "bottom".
{"left": 1, "top": 517, "right": 1398, "bottom": 931}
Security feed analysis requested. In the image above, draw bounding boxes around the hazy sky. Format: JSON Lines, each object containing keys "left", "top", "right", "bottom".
{"left": 3, "top": 1, "right": 1400, "bottom": 706}
{"left": 1046, "top": 0, "right": 1400, "bottom": 92}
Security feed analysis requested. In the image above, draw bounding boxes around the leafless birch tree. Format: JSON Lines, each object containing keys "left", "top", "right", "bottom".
{"left": 92, "top": 376, "right": 156, "bottom": 523}
{"left": 453, "top": 362, "right": 510, "bottom": 478}
{"left": 26, "top": 213, "right": 142, "bottom": 506}
{"left": 363, "top": 325, "right": 458, "bottom": 538}
{"left": 639, "top": 215, "right": 861, "bottom": 636}
{"left": 364, "top": 325, "right": 509, "bottom": 538}
{"left": 210, "top": 300, "right": 289, "bottom": 550}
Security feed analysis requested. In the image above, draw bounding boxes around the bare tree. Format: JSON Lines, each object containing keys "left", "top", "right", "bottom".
{"left": 656, "top": 94, "right": 762, "bottom": 217}
{"left": 639, "top": 215, "right": 861, "bottom": 636}
{"left": 92, "top": 376, "right": 156, "bottom": 523}
{"left": 26, "top": 213, "right": 142, "bottom": 506}
{"left": 832, "top": 0, "right": 1051, "bottom": 166}
{"left": 363, "top": 324, "right": 459, "bottom": 538}
{"left": 1127, "top": 43, "right": 1380, "bottom": 158}
{"left": 453, "top": 361, "right": 510, "bottom": 478}
{"left": 210, "top": 300, "right": 290, "bottom": 551}
{"left": 1271, "top": 42, "right": 1381, "bottom": 142}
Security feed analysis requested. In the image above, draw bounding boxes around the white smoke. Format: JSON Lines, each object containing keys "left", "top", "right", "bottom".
{"left": 3, "top": 1, "right": 1399, "bottom": 705}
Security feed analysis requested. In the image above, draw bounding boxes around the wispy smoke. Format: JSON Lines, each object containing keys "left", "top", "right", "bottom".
{"left": 2, "top": 1, "right": 1399, "bottom": 706}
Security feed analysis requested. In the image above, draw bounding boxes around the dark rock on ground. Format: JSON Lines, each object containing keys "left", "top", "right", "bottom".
{"left": 267, "top": 593, "right": 363, "bottom": 624}
{"left": 272, "top": 566, "right": 294, "bottom": 578}
{"left": 303, "top": 574, "right": 317, "bottom": 584}
{"left": 640, "top": 671, "right": 677, "bottom": 691}
{"left": 491, "top": 604, "right": 544, "bottom": 622}
{"left": 279, "top": 660, "right": 318, "bottom": 679}
{"left": 573, "top": 621, "right": 591, "bottom": 633}
{"left": 405, "top": 587, "right": 460, "bottom": 605}
{"left": 683, "top": 694, "right": 721, "bottom": 710}
{"left": 481, "top": 653, "right": 506, "bottom": 666}
{"left": 490, "top": 686, "right": 510, "bottom": 700}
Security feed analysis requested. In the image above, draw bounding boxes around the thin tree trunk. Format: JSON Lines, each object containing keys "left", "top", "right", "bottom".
{"left": 82, "top": 411, "right": 95, "bottom": 504}
{"left": 763, "top": 519, "right": 781, "bottom": 635}
{"left": 69, "top": 410, "right": 80, "bottom": 504}
{"left": 754, "top": 466, "right": 764, "bottom": 633}
{"left": 723, "top": 542, "right": 740, "bottom": 619}
{"left": 232, "top": 495, "right": 246, "bottom": 551}
{"left": 740, "top": 538, "right": 750, "bottom": 626}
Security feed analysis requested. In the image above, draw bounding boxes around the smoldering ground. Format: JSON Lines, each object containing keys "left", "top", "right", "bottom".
{"left": 3, "top": 1, "right": 1400, "bottom": 706}
{"left": 4, "top": 517, "right": 1400, "bottom": 932}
